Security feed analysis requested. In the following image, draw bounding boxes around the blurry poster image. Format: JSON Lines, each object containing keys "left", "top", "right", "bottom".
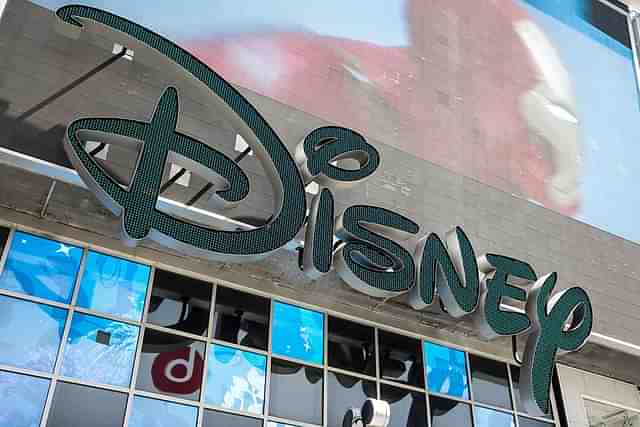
{"left": 28, "top": 0, "right": 640, "bottom": 243}
{"left": 136, "top": 329, "right": 206, "bottom": 401}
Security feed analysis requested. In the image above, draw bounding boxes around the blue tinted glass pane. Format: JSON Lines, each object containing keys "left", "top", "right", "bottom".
{"left": 474, "top": 407, "right": 515, "bottom": 427}
{"left": 76, "top": 251, "right": 150, "bottom": 321}
{"left": 272, "top": 302, "right": 323, "bottom": 365}
{"left": 0, "top": 295, "right": 66, "bottom": 373}
{"left": 128, "top": 396, "right": 197, "bottom": 427}
{"left": 204, "top": 344, "right": 266, "bottom": 414}
{"left": 424, "top": 342, "right": 469, "bottom": 399}
{"left": 0, "top": 232, "right": 82, "bottom": 303}
{"left": 0, "top": 370, "right": 50, "bottom": 427}
{"left": 61, "top": 313, "right": 138, "bottom": 387}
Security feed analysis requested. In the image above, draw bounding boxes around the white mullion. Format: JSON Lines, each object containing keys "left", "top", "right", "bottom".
{"left": 264, "top": 299, "right": 275, "bottom": 425}
{"left": 326, "top": 366, "right": 377, "bottom": 383}
{"left": 141, "top": 267, "right": 156, "bottom": 324}
{"left": 0, "top": 288, "right": 70, "bottom": 310}
{"left": 209, "top": 337, "right": 269, "bottom": 357}
{"left": 40, "top": 246, "right": 89, "bottom": 427}
{"left": 198, "top": 282, "right": 218, "bottom": 427}
{"left": 322, "top": 311, "right": 328, "bottom": 427}
{"left": 508, "top": 364, "right": 521, "bottom": 427}
{"left": 73, "top": 306, "right": 141, "bottom": 326}
{"left": 143, "top": 322, "right": 209, "bottom": 343}
{"left": 378, "top": 378, "right": 427, "bottom": 395}
{"left": 375, "top": 328, "right": 381, "bottom": 400}
{"left": 267, "top": 415, "right": 322, "bottom": 427}
{"left": 201, "top": 402, "right": 265, "bottom": 419}
{"left": 0, "top": 364, "right": 53, "bottom": 380}
{"left": 123, "top": 324, "right": 146, "bottom": 427}
{"left": 123, "top": 266, "right": 154, "bottom": 427}
{"left": 424, "top": 341, "right": 433, "bottom": 427}
{"left": 427, "top": 390, "right": 475, "bottom": 406}
{"left": 53, "top": 375, "right": 129, "bottom": 394}
{"left": 474, "top": 401, "right": 518, "bottom": 417}
{"left": 133, "top": 388, "right": 202, "bottom": 407}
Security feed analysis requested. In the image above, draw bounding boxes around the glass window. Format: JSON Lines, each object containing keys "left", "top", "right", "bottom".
{"left": 128, "top": 396, "right": 198, "bottom": 427}
{"left": 0, "top": 226, "right": 9, "bottom": 254}
{"left": 204, "top": 344, "right": 267, "bottom": 415}
{"left": 328, "top": 316, "right": 375, "bottom": 376}
{"left": 424, "top": 342, "right": 469, "bottom": 399}
{"left": 61, "top": 313, "right": 139, "bottom": 387}
{"left": 379, "top": 330, "right": 424, "bottom": 388}
{"left": 202, "top": 410, "right": 262, "bottom": 427}
{"left": 510, "top": 366, "right": 553, "bottom": 420}
{"left": 76, "top": 251, "right": 150, "bottom": 321}
{"left": 469, "top": 355, "right": 512, "bottom": 409}
{"left": 136, "top": 328, "right": 206, "bottom": 401}
{"left": 0, "top": 295, "right": 66, "bottom": 373}
{"left": 147, "top": 270, "right": 211, "bottom": 336}
{"left": 0, "top": 232, "right": 82, "bottom": 303}
{"left": 518, "top": 417, "right": 556, "bottom": 427}
{"left": 45, "top": 381, "right": 127, "bottom": 427}
{"left": 429, "top": 396, "right": 472, "bottom": 427}
{"left": 380, "top": 384, "right": 427, "bottom": 427}
{"left": 327, "top": 372, "right": 377, "bottom": 427}
{"left": 0, "top": 370, "right": 50, "bottom": 427}
{"left": 269, "top": 359, "right": 323, "bottom": 425}
{"left": 272, "top": 302, "right": 324, "bottom": 365}
{"left": 474, "top": 406, "right": 515, "bottom": 427}
{"left": 213, "top": 286, "right": 270, "bottom": 351}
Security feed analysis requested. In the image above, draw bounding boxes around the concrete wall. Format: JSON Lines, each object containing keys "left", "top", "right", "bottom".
{"left": 557, "top": 364, "right": 640, "bottom": 427}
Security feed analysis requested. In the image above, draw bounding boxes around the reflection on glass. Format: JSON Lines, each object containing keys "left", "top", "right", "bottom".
{"left": 128, "top": 396, "right": 198, "bottom": 427}
{"left": 147, "top": 270, "right": 211, "bottom": 336}
{"left": 76, "top": 251, "right": 150, "bottom": 321}
{"left": 267, "top": 423, "right": 299, "bottom": 427}
{"left": 213, "top": 286, "right": 270, "bottom": 351}
{"left": 379, "top": 330, "right": 424, "bottom": 388}
{"left": 202, "top": 410, "right": 262, "bottom": 427}
{"left": 327, "top": 372, "right": 376, "bottom": 427}
{"left": 0, "top": 295, "right": 66, "bottom": 373}
{"left": 429, "top": 396, "right": 472, "bottom": 427}
{"left": 584, "top": 398, "right": 640, "bottom": 427}
{"left": 518, "top": 417, "right": 558, "bottom": 427}
{"left": 474, "top": 406, "right": 515, "bottom": 427}
{"left": 269, "top": 359, "right": 323, "bottom": 425}
{"left": 136, "top": 328, "right": 206, "bottom": 401}
{"left": 61, "top": 313, "right": 138, "bottom": 387}
{"left": 424, "top": 342, "right": 469, "bottom": 399}
{"left": 0, "top": 370, "right": 50, "bottom": 427}
{"left": 204, "top": 344, "right": 266, "bottom": 414}
{"left": 0, "top": 232, "right": 82, "bottom": 303}
{"left": 469, "top": 355, "right": 512, "bottom": 409}
{"left": 510, "top": 366, "right": 553, "bottom": 420}
{"left": 46, "top": 382, "right": 127, "bottom": 427}
{"left": 272, "top": 302, "right": 324, "bottom": 365}
{"left": 0, "top": 226, "right": 9, "bottom": 254}
{"left": 380, "top": 384, "right": 427, "bottom": 427}
{"left": 328, "top": 316, "right": 375, "bottom": 376}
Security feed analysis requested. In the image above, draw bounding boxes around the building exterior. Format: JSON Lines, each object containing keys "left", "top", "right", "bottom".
{"left": 0, "top": 1, "right": 639, "bottom": 427}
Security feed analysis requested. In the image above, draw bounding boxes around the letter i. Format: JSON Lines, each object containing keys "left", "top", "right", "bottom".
{"left": 302, "top": 188, "right": 335, "bottom": 279}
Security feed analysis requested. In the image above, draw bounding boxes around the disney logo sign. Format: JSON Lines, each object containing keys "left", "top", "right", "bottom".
{"left": 57, "top": 5, "right": 592, "bottom": 417}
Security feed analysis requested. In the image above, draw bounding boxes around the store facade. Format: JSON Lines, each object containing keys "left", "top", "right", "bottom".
{"left": 0, "top": 0, "right": 639, "bottom": 427}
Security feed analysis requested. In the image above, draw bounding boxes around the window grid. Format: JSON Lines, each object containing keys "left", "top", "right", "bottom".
{"left": 0, "top": 226, "right": 560, "bottom": 427}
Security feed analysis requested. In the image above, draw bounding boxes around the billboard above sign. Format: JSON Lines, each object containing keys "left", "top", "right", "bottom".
{"left": 24, "top": 0, "right": 640, "bottom": 245}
